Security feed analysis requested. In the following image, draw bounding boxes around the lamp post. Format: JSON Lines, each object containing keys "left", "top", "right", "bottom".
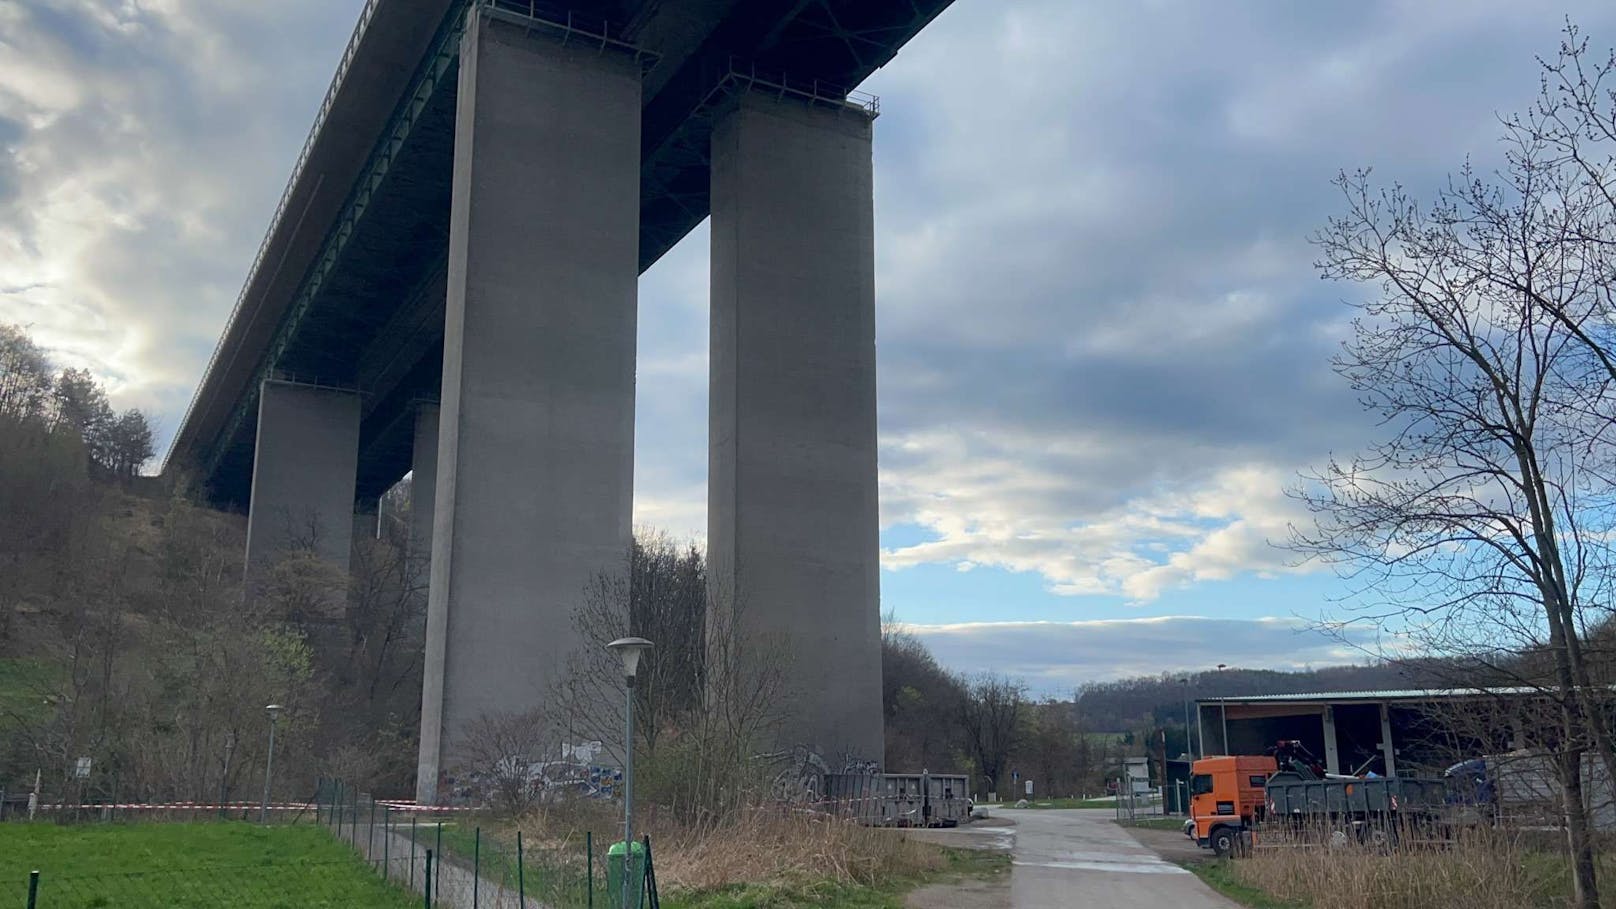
{"left": 1178, "top": 678, "right": 1192, "bottom": 817}
{"left": 607, "top": 637, "right": 653, "bottom": 909}
{"left": 260, "top": 704, "right": 282, "bottom": 824}
{"left": 1216, "top": 664, "right": 1229, "bottom": 755}
{"left": 1179, "top": 678, "right": 1193, "bottom": 760}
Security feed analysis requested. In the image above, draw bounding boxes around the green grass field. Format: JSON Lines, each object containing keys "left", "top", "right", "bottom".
{"left": 435, "top": 822, "right": 595, "bottom": 906}
{"left": 0, "top": 658, "right": 56, "bottom": 727}
{"left": 0, "top": 822, "right": 418, "bottom": 908}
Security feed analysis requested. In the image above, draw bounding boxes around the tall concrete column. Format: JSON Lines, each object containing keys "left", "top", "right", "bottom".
{"left": 354, "top": 501, "right": 380, "bottom": 544}
{"left": 416, "top": 9, "right": 641, "bottom": 803}
{"left": 708, "top": 91, "right": 883, "bottom": 767}
{"left": 243, "top": 379, "right": 361, "bottom": 602}
{"left": 409, "top": 402, "right": 439, "bottom": 565}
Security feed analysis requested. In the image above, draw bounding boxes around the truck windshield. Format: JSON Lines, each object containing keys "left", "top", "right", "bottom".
{"left": 1191, "top": 773, "right": 1214, "bottom": 796}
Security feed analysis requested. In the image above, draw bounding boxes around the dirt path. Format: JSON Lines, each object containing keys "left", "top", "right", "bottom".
{"left": 901, "top": 817, "right": 1014, "bottom": 909}
{"left": 1002, "top": 809, "right": 1235, "bottom": 909}
{"left": 1118, "top": 820, "right": 1211, "bottom": 866}
{"left": 907, "top": 875, "right": 1011, "bottom": 909}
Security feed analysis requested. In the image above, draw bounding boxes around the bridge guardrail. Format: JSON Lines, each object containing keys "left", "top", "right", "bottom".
{"left": 167, "top": 0, "right": 384, "bottom": 473}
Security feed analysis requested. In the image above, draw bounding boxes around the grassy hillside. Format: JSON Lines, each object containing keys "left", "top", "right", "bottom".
{"left": 0, "top": 823, "right": 416, "bottom": 908}
{"left": 0, "top": 658, "right": 54, "bottom": 729}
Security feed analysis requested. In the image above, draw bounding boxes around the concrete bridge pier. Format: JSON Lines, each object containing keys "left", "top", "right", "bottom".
{"left": 415, "top": 9, "right": 643, "bottom": 804}
{"left": 409, "top": 402, "right": 439, "bottom": 565}
{"left": 243, "top": 379, "right": 362, "bottom": 605}
{"left": 707, "top": 90, "right": 884, "bottom": 767}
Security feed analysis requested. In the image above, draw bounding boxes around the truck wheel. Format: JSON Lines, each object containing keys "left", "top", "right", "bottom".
{"left": 1211, "top": 827, "right": 1236, "bottom": 858}
{"left": 1359, "top": 819, "right": 1397, "bottom": 852}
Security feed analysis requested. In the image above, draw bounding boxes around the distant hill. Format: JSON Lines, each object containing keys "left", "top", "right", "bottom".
{"left": 1074, "top": 662, "right": 1443, "bottom": 732}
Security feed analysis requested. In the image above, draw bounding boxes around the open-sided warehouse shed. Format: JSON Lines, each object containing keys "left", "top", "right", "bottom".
{"left": 1196, "top": 689, "right": 1536, "bottom": 777}
{"left": 1197, "top": 688, "right": 1616, "bottom": 829}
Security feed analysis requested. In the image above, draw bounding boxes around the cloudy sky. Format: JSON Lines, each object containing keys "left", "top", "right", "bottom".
{"left": 5, "top": 0, "right": 1613, "bottom": 693}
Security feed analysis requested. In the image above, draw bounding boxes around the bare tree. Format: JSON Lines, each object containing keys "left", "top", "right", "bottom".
{"left": 1301, "top": 85, "right": 1616, "bottom": 901}
{"left": 553, "top": 532, "right": 705, "bottom": 759}
{"left": 1519, "top": 24, "right": 1616, "bottom": 384}
{"left": 453, "top": 708, "right": 562, "bottom": 815}
{"left": 344, "top": 533, "right": 428, "bottom": 720}
{"left": 0, "top": 323, "right": 54, "bottom": 421}
{"left": 959, "top": 675, "right": 1025, "bottom": 800}
{"left": 551, "top": 551, "right": 796, "bottom": 820}
{"left": 697, "top": 575, "right": 794, "bottom": 811}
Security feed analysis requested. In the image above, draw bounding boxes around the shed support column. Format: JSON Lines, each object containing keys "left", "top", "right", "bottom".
{"left": 416, "top": 11, "right": 641, "bottom": 803}
{"left": 244, "top": 379, "right": 361, "bottom": 610}
{"left": 1322, "top": 706, "right": 1341, "bottom": 775}
{"left": 1379, "top": 702, "right": 1396, "bottom": 776}
{"left": 708, "top": 91, "right": 882, "bottom": 766}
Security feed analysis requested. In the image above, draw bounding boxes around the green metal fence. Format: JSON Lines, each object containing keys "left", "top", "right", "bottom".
{"left": 315, "top": 780, "right": 661, "bottom": 908}
{"left": 7, "top": 782, "right": 661, "bottom": 907}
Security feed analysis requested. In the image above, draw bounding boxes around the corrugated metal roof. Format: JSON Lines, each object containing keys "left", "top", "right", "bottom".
{"left": 1197, "top": 687, "right": 1549, "bottom": 705}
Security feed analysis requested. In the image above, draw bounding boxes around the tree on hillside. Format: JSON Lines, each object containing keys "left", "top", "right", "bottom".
{"left": 52, "top": 368, "right": 112, "bottom": 456}
{"left": 959, "top": 675, "right": 1025, "bottom": 799}
{"left": 1074, "top": 664, "right": 1423, "bottom": 735}
{"left": 1016, "top": 699, "right": 1094, "bottom": 798}
{"left": 1300, "top": 32, "right": 1616, "bottom": 903}
{"left": 104, "top": 409, "right": 155, "bottom": 478}
{"left": 882, "top": 621, "right": 967, "bottom": 772}
{"left": 1, "top": 325, "right": 157, "bottom": 478}
{"left": 0, "top": 324, "right": 53, "bottom": 421}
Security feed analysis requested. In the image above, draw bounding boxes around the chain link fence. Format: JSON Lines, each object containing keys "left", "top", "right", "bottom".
{"left": 314, "top": 780, "right": 661, "bottom": 909}
{"left": 4, "top": 781, "right": 661, "bottom": 907}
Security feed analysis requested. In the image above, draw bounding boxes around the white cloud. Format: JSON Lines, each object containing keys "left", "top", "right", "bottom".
{"left": 0, "top": 0, "right": 364, "bottom": 438}
{"left": 902, "top": 615, "right": 1398, "bottom": 695}
{"left": 11, "top": 0, "right": 1616, "bottom": 615}
{"left": 879, "top": 437, "right": 1324, "bottom": 601}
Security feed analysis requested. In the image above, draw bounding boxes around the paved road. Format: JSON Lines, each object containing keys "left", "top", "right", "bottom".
{"left": 1006, "top": 809, "right": 1236, "bottom": 909}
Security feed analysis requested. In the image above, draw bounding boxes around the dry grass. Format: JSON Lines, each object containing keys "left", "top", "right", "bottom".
{"left": 649, "top": 807, "right": 946, "bottom": 893}
{"left": 471, "top": 797, "right": 949, "bottom": 899}
{"left": 1227, "top": 826, "right": 1616, "bottom": 909}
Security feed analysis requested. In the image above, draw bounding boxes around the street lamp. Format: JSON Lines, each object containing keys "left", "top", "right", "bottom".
{"left": 1216, "top": 664, "right": 1229, "bottom": 755}
{"left": 607, "top": 636, "right": 653, "bottom": 909}
{"left": 260, "top": 704, "right": 282, "bottom": 824}
{"left": 1179, "top": 678, "right": 1193, "bottom": 761}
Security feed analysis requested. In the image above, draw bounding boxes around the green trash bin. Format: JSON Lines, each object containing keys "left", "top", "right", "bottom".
{"left": 607, "top": 840, "right": 646, "bottom": 906}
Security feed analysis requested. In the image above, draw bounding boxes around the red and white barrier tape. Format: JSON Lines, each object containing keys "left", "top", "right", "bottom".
{"left": 32, "top": 802, "right": 315, "bottom": 811}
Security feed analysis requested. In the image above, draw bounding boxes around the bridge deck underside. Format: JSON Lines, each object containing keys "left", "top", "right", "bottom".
{"left": 195, "top": 0, "right": 954, "bottom": 510}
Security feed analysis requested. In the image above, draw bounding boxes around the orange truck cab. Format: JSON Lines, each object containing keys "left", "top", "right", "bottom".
{"left": 1188, "top": 755, "right": 1276, "bottom": 856}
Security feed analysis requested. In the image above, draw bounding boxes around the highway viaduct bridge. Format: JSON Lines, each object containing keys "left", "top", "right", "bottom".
{"left": 164, "top": 0, "right": 954, "bottom": 803}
